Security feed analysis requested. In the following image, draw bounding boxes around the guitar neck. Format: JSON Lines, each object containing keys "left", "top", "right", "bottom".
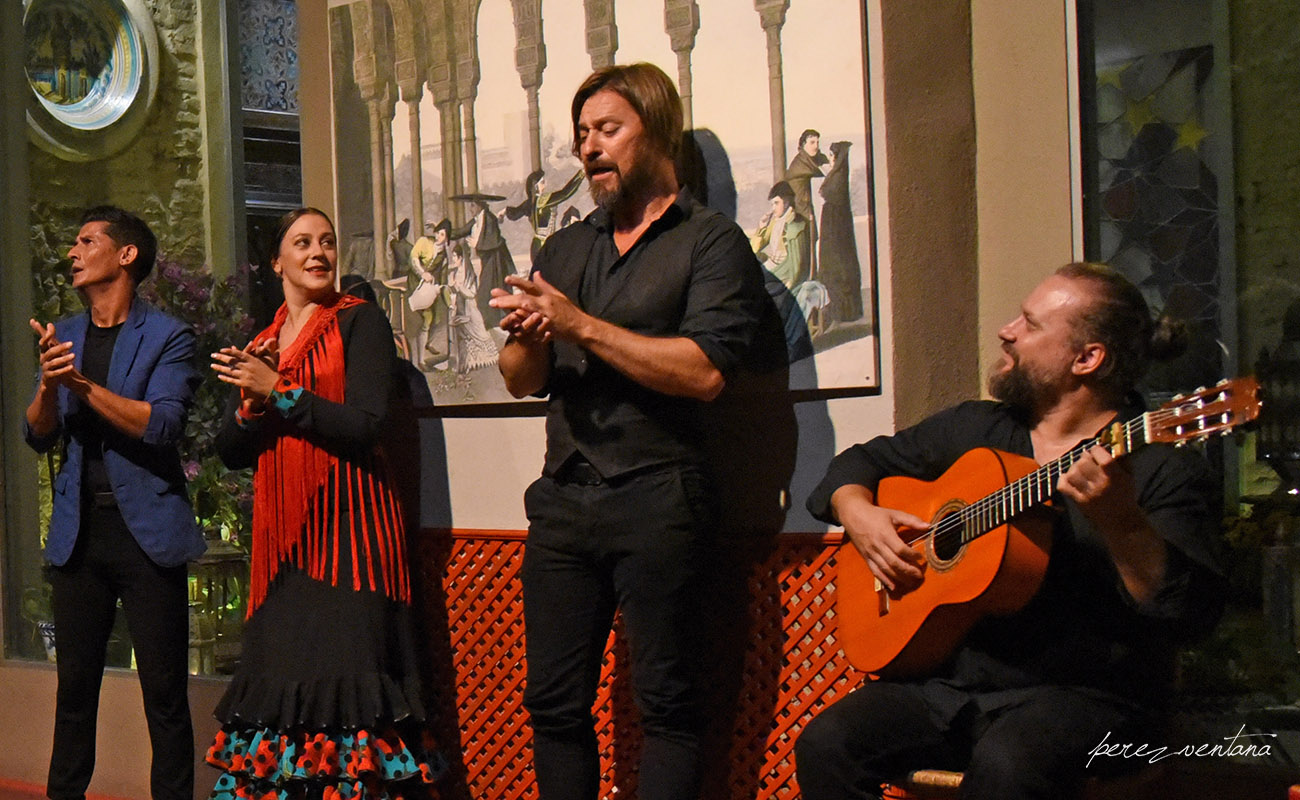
{"left": 951, "top": 413, "right": 1149, "bottom": 548}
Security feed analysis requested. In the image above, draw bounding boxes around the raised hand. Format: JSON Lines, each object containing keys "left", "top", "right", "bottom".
{"left": 211, "top": 339, "right": 281, "bottom": 410}
{"left": 29, "top": 318, "right": 78, "bottom": 388}
{"left": 489, "top": 272, "right": 587, "bottom": 344}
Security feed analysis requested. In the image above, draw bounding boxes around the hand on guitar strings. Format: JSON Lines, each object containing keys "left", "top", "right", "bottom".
{"left": 1057, "top": 444, "right": 1167, "bottom": 604}
{"left": 1056, "top": 444, "right": 1141, "bottom": 527}
{"left": 832, "top": 484, "right": 931, "bottom": 595}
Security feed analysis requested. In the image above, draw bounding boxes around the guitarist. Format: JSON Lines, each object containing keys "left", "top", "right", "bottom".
{"left": 795, "top": 263, "right": 1226, "bottom": 800}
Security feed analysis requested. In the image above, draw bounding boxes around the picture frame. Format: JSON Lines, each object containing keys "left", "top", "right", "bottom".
{"left": 327, "top": 0, "right": 880, "bottom": 405}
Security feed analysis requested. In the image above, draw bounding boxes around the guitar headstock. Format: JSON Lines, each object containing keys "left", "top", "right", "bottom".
{"left": 1147, "top": 377, "right": 1262, "bottom": 445}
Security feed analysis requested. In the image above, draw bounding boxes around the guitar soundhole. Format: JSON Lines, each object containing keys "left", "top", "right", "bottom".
{"left": 925, "top": 502, "right": 967, "bottom": 569}
{"left": 933, "top": 526, "right": 962, "bottom": 562}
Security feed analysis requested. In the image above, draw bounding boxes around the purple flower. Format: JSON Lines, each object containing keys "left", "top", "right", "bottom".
{"left": 184, "top": 460, "right": 201, "bottom": 481}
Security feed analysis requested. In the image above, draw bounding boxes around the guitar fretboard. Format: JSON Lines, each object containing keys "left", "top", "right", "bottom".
{"left": 932, "top": 414, "right": 1151, "bottom": 551}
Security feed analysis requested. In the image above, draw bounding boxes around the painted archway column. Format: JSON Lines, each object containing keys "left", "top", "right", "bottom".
{"left": 348, "top": 1, "right": 396, "bottom": 280}
{"left": 664, "top": 0, "right": 699, "bottom": 130}
{"left": 381, "top": 85, "right": 399, "bottom": 265}
{"left": 755, "top": 0, "right": 789, "bottom": 182}
{"left": 388, "top": 0, "right": 430, "bottom": 234}
{"left": 368, "top": 99, "right": 389, "bottom": 278}
{"left": 584, "top": 0, "right": 617, "bottom": 70}
{"left": 454, "top": 3, "right": 482, "bottom": 197}
{"left": 510, "top": 0, "right": 546, "bottom": 172}
{"left": 405, "top": 91, "right": 425, "bottom": 231}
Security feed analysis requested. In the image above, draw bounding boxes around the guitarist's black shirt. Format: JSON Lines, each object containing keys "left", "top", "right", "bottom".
{"left": 808, "top": 399, "right": 1226, "bottom": 712}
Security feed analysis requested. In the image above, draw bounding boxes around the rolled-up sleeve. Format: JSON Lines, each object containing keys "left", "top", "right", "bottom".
{"left": 23, "top": 392, "right": 61, "bottom": 453}
{"left": 678, "top": 222, "right": 766, "bottom": 376}
{"left": 1124, "top": 445, "right": 1227, "bottom": 640}
{"left": 141, "top": 325, "right": 199, "bottom": 447}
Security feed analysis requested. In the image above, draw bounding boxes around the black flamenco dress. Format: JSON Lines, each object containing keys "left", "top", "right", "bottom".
{"left": 206, "top": 296, "right": 444, "bottom": 800}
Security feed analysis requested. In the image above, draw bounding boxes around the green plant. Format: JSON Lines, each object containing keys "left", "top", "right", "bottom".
{"left": 20, "top": 581, "right": 53, "bottom": 625}
{"left": 140, "top": 259, "right": 256, "bottom": 543}
{"left": 1223, "top": 497, "right": 1300, "bottom": 550}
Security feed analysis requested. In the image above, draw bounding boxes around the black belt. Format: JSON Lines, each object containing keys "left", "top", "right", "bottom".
{"left": 90, "top": 490, "right": 117, "bottom": 508}
{"left": 554, "top": 458, "right": 604, "bottom": 486}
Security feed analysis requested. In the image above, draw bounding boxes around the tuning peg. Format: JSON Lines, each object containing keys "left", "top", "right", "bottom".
{"left": 1195, "top": 386, "right": 1207, "bottom": 394}
{"left": 1216, "top": 378, "right": 1229, "bottom": 386}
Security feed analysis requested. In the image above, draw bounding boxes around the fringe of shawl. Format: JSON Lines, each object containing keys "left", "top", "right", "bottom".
{"left": 247, "top": 294, "right": 408, "bottom": 614}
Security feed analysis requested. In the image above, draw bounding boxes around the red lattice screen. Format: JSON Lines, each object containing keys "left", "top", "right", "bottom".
{"left": 412, "top": 529, "right": 863, "bottom": 800}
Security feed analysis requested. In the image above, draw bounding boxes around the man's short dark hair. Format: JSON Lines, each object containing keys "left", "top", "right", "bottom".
{"left": 768, "top": 181, "right": 796, "bottom": 209}
{"left": 80, "top": 205, "right": 157, "bottom": 283}
{"left": 571, "top": 62, "right": 684, "bottom": 161}
{"left": 798, "top": 129, "right": 821, "bottom": 149}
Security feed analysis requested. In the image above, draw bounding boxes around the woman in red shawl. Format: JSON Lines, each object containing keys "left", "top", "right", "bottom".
{"left": 207, "top": 208, "right": 443, "bottom": 799}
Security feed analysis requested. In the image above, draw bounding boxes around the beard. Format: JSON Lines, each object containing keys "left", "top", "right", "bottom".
{"left": 988, "top": 358, "right": 1046, "bottom": 412}
{"left": 587, "top": 149, "right": 656, "bottom": 212}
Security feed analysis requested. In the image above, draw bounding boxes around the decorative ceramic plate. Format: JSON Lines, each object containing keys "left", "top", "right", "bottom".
{"left": 23, "top": 0, "right": 158, "bottom": 160}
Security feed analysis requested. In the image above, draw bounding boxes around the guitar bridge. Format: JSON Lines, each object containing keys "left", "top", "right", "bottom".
{"left": 875, "top": 577, "right": 890, "bottom": 616}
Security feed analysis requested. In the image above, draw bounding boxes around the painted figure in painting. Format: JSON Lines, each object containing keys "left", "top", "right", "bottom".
{"left": 452, "top": 195, "right": 516, "bottom": 329}
{"left": 795, "top": 264, "right": 1226, "bottom": 800}
{"left": 750, "top": 180, "right": 810, "bottom": 291}
{"left": 445, "top": 240, "right": 500, "bottom": 381}
{"left": 388, "top": 217, "right": 413, "bottom": 281}
{"left": 503, "top": 167, "right": 586, "bottom": 263}
{"left": 491, "top": 63, "right": 767, "bottom": 800}
{"left": 406, "top": 219, "right": 450, "bottom": 368}
{"left": 818, "top": 140, "right": 865, "bottom": 325}
{"left": 26, "top": 206, "right": 204, "bottom": 800}
{"left": 785, "top": 128, "right": 831, "bottom": 269}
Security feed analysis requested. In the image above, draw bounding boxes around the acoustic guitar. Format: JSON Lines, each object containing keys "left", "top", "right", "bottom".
{"left": 835, "top": 378, "right": 1262, "bottom": 679}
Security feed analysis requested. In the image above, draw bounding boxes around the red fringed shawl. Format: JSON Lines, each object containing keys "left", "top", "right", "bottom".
{"left": 246, "top": 294, "right": 409, "bottom": 614}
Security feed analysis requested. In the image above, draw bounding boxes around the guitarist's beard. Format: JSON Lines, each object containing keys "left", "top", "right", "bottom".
{"left": 988, "top": 359, "right": 1049, "bottom": 413}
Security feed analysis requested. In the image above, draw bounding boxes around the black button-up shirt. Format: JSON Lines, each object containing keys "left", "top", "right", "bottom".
{"left": 533, "top": 188, "right": 767, "bottom": 479}
{"left": 808, "top": 399, "right": 1226, "bottom": 706}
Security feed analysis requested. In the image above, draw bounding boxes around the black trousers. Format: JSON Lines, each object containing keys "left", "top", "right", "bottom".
{"left": 46, "top": 504, "right": 193, "bottom": 800}
{"left": 794, "top": 679, "right": 1144, "bottom": 800}
{"left": 521, "top": 465, "right": 715, "bottom": 800}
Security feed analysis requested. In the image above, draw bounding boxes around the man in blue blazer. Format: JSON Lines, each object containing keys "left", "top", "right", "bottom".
{"left": 25, "top": 206, "right": 205, "bottom": 800}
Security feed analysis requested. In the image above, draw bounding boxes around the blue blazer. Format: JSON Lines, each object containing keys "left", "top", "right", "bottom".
{"left": 24, "top": 299, "right": 206, "bottom": 568}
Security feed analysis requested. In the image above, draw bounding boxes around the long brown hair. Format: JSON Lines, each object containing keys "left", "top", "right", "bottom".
{"left": 570, "top": 62, "right": 683, "bottom": 161}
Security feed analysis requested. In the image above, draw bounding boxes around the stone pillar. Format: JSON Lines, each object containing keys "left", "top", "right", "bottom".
{"left": 454, "top": 2, "right": 482, "bottom": 197}
{"left": 584, "top": 0, "right": 618, "bottom": 70}
{"left": 348, "top": 0, "right": 396, "bottom": 279}
{"left": 510, "top": 0, "right": 546, "bottom": 172}
{"left": 368, "top": 99, "right": 389, "bottom": 278}
{"left": 407, "top": 95, "right": 425, "bottom": 231}
{"left": 380, "top": 85, "right": 398, "bottom": 256}
{"left": 425, "top": 0, "right": 459, "bottom": 223}
{"left": 461, "top": 100, "right": 479, "bottom": 194}
{"left": 664, "top": 0, "right": 700, "bottom": 130}
{"left": 389, "top": 0, "right": 429, "bottom": 233}
{"left": 442, "top": 101, "right": 463, "bottom": 221}
{"left": 755, "top": 0, "right": 790, "bottom": 181}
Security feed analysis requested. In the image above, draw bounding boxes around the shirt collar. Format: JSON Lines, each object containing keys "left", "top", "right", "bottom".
{"left": 587, "top": 186, "right": 695, "bottom": 234}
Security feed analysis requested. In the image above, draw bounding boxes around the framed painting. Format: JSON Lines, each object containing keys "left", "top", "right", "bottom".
{"left": 327, "top": 0, "right": 879, "bottom": 405}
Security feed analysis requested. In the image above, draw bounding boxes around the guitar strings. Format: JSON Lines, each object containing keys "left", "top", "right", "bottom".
{"left": 914, "top": 404, "right": 1206, "bottom": 554}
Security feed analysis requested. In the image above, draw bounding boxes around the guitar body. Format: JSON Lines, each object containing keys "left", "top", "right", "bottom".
{"left": 836, "top": 448, "right": 1053, "bottom": 679}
